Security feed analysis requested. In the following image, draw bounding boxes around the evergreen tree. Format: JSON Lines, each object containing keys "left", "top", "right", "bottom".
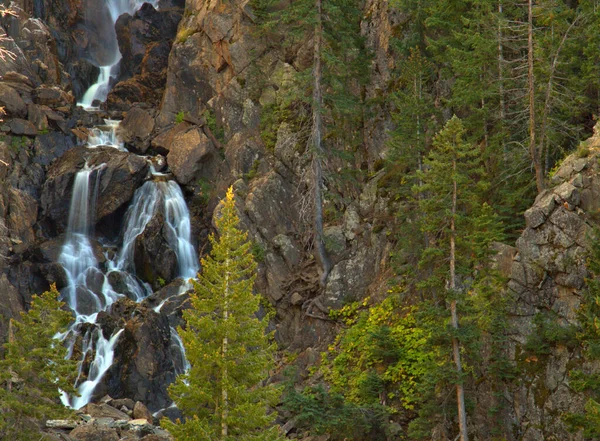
{"left": 415, "top": 116, "right": 495, "bottom": 441}
{"left": 0, "top": 284, "right": 76, "bottom": 440}
{"left": 162, "top": 187, "right": 282, "bottom": 441}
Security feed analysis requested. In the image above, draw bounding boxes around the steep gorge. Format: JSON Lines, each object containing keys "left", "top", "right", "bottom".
{"left": 1, "top": 0, "right": 599, "bottom": 440}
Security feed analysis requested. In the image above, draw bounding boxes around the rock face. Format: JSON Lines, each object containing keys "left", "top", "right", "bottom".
{"left": 488, "top": 133, "right": 600, "bottom": 441}
{"left": 108, "top": 3, "right": 183, "bottom": 109}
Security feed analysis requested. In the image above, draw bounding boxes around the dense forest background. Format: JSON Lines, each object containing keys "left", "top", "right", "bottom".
{"left": 245, "top": 0, "right": 600, "bottom": 440}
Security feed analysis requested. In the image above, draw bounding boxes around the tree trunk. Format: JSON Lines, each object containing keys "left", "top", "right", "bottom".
{"left": 450, "top": 159, "right": 468, "bottom": 441}
{"left": 528, "top": 0, "right": 544, "bottom": 192}
{"left": 497, "top": 0, "right": 507, "bottom": 162}
{"left": 221, "top": 267, "right": 229, "bottom": 440}
{"left": 312, "top": 0, "right": 332, "bottom": 285}
{"left": 538, "top": 17, "right": 579, "bottom": 178}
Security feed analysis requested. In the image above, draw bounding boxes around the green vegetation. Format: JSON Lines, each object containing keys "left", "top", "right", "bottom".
{"left": 196, "top": 177, "right": 212, "bottom": 205}
{"left": 0, "top": 285, "right": 77, "bottom": 440}
{"left": 175, "top": 111, "right": 186, "bottom": 124}
{"left": 162, "top": 187, "right": 282, "bottom": 441}
{"left": 203, "top": 108, "right": 225, "bottom": 144}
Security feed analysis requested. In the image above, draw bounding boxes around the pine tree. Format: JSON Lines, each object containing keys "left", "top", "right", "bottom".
{"left": 0, "top": 284, "right": 77, "bottom": 440}
{"left": 162, "top": 187, "right": 282, "bottom": 441}
{"left": 415, "top": 116, "right": 492, "bottom": 441}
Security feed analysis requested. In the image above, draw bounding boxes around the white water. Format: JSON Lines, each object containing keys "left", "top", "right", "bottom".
{"left": 59, "top": 121, "right": 198, "bottom": 409}
{"left": 78, "top": 0, "right": 160, "bottom": 108}
{"left": 112, "top": 179, "right": 199, "bottom": 281}
{"left": 70, "top": 329, "right": 124, "bottom": 409}
{"left": 87, "top": 119, "right": 126, "bottom": 150}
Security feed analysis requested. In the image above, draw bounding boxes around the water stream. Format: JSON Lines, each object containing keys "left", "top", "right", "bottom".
{"left": 59, "top": 0, "right": 196, "bottom": 409}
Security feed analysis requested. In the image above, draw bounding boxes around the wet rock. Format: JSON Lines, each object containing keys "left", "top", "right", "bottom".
{"left": 167, "top": 127, "right": 216, "bottom": 185}
{"left": 104, "top": 301, "right": 175, "bottom": 412}
{"left": 41, "top": 146, "right": 149, "bottom": 231}
{"left": 134, "top": 210, "right": 178, "bottom": 287}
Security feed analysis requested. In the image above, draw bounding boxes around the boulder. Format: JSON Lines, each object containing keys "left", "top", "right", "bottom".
{"left": 133, "top": 401, "right": 153, "bottom": 422}
{"left": 9, "top": 118, "right": 37, "bottom": 136}
{"left": 83, "top": 403, "right": 131, "bottom": 420}
{"left": 167, "top": 127, "right": 216, "bottom": 185}
{"left": 244, "top": 172, "right": 295, "bottom": 241}
{"left": 118, "top": 107, "right": 155, "bottom": 153}
{"left": 69, "top": 425, "right": 119, "bottom": 441}
{"left": 0, "top": 84, "right": 27, "bottom": 117}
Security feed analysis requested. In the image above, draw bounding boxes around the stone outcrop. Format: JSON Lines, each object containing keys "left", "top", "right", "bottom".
{"left": 491, "top": 129, "right": 600, "bottom": 441}
{"left": 108, "top": 2, "right": 183, "bottom": 109}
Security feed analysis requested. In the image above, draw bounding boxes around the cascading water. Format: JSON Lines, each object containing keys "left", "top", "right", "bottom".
{"left": 59, "top": 122, "right": 198, "bottom": 408}
{"left": 58, "top": 0, "right": 196, "bottom": 411}
{"left": 79, "top": 0, "right": 160, "bottom": 108}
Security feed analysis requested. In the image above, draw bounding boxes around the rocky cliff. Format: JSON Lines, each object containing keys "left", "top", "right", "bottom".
{"left": 2, "top": 0, "right": 600, "bottom": 440}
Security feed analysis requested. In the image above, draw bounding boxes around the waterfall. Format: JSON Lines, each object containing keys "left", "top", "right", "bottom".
{"left": 113, "top": 179, "right": 199, "bottom": 281}
{"left": 87, "top": 119, "right": 126, "bottom": 150}
{"left": 58, "top": 120, "right": 198, "bottom": 409}
{"left": 78, "top": 0, "right": 160, "bottom": 108}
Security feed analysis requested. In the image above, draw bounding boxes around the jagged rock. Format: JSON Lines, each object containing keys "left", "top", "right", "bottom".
{"left": 27, "top": 103, "right": 49, "bottom": 131}
{"left": 167, "top": 127, "right": 216, "bottom": 185}
{"left": 115, "top": 3, "right": 181, "bottom": 80}
{"left": 150, "top": 122, "right": 191, "bottom": 155}
{"left": 33, "top": 86, "right": 73, "bottom": 107}
{"left": 0, "top": 84, "right": 27, "bottom": 117}
{"left": 119, "top": 107, "right": 155, "bottom": 153}
{"left": 0, "top": 275, "right": 24, "bottom": 345}
{"left": 272, "top": 234, "right": 301, "bottom": 269}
